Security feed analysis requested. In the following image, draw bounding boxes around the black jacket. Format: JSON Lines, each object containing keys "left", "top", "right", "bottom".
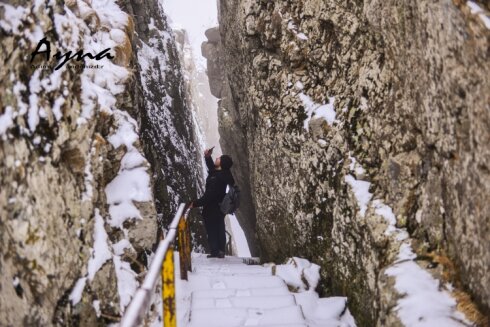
{"left": 194, "top": 156, "right": 235, "bottom": 218}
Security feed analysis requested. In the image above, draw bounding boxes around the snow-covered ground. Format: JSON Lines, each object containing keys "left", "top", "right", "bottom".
{"left": 174, "top": 253, "right": 356, "bottom": 327}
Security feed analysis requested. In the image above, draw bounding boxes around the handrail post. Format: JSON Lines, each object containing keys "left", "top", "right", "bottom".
{"left": 162, "top": 246, "right": 176, "bottom": 327}
{"left": 120, "top": 203, "right": 187, "bottom": 327}
{"left": 178, "top": 218, "right": 188, "bottom": 280}
{"left": 185, "top": 216, "right": 192, "bottom": 273}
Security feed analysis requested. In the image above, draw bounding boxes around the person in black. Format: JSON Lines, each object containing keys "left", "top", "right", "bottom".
{"left": 190, "top": 148, "right": 234, "bottom": 258}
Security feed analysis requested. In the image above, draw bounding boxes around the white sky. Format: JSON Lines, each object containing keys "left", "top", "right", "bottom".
{"left": 161, "top": 0, "right": 218, "bottom": 67}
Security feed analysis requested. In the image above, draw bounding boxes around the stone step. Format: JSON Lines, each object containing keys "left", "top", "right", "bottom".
{"left": 188, "top": 275, "right": 286, "bottom": 291}
{"left": 188, "top": 306, "right": 306, "bottom": 327}
{"left": 193, "top": 264, "right": 272, "bottom": 276}
{"left": 191, "top": 287, "right": 291, "bottom": 299}
{"left": 191, "top": 294, "right": 297, "bottom": 310}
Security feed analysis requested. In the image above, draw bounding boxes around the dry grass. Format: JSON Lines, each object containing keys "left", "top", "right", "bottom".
{"left": 453, "top": 290, "right": 489, "bottom": 326}
{"left": 114, "top": 34, "right": 133, "bottom": 67}
{"left": 125, "top": 15, "right": 135, "bottom": 41}
{"left": 428, "top": 252, "right": 489, "bottom": 327}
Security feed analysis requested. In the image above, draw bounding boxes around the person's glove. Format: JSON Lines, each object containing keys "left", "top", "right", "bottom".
{"left": 204, "top": 147, "right": 214, "bottom": 157}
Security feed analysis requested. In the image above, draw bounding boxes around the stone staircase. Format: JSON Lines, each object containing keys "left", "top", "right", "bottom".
{"left": 186, "top": 255, "right": 308, "bottom": 327}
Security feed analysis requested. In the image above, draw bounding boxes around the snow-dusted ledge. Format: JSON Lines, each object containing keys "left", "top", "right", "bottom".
{"left": 344, "top": 155, "right": 471, "bottom": 326}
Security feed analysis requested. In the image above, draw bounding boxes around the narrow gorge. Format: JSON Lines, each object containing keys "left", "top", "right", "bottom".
{"left": 0, "top": 0, "right": 489, "bottom": 326}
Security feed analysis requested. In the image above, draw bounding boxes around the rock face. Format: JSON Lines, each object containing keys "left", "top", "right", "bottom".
{"left": 0, "top": 0, "right": 202, "bottom": 325}
{"left": 203, "top": 26, "right": 260, "bottom": 256}
{"left": 118, "top": 1, "right": 206, "bottom": 247}
{"left": 208, "top": 0, "right": 489, "bottom": 324}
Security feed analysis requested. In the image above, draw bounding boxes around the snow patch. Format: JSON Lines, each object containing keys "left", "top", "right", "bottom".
{"left": 348, "top": 154, "right": 365, "bottom": 176}
{"left": 108, "top": 110, "right": 139, "bottom": 150}
{"left": 113, "top": 239, "right": 132, "bottom": 256}
{"left": 105, "top": 166, "right": 152, "bottom": 227}
{"left": 386, "top": 243, "right": 471, "bottom": 326}
{"left": 467, "top": 1, "right": 490, "bottom": 29}
{"left": 113, "top": 255, "right": 139, "bottom": 312}
{"left": 345, "top": 175, "right": 372, "bottom": 217}
{"left": 228, "top": 214, "right": 252, "bottom": 257}
{"left": 93, "top": 300, "right": 101, "bottom": 317}
{"left": 87, "top": 210, "right": 112, "bottom": 281}
{"left": 372, "top": 200, "right": 397, "bottom": 231}
{"left": 12, "top": 276, "right": 20, "bottom": 287}
{"left": 105, "top": 110, "right": 152, "bottom": 228}
{"left": 69, "top": 277, "right": 87, "bottom": 305}
{"left": 298, "top": 93, "right": 337, "bottom": 130}
{"left": 0, "top": 106, "right": 14, "bottom": 137}
{"left": 275, "top": 257, "right": 320, "bottom": 292}
{"left": 82, "top": 147, "right": 94, "bottom": 202}
{"left": 0, "top": 4, "right": 26, "bottom": 34}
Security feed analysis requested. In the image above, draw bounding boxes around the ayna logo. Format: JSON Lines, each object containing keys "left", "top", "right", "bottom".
{"left": 30, "top": 37, "right": 114, "bottom": 71}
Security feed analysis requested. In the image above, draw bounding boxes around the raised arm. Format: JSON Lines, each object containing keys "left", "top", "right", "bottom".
{"left": 204, "top": 148, "right": 215, "bottom": 172}
{"left": 205, "top": 155, "right": 215, "bottom": 172}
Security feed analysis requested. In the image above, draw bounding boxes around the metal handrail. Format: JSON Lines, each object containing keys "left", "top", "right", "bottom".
{"left": 120, "top": 203, "right": 192, "bottom": 327}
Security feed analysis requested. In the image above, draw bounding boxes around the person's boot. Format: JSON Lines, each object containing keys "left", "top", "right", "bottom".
{"left": 217, "top": 251, "right": 225, "bottom": 258}
{"left": 207, "top": 253, "right": 218, "bottom": 258}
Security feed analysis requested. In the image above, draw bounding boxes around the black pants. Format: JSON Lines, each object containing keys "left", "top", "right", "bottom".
{"left": 203, "top": 211, "right": 226, "bottom": 255}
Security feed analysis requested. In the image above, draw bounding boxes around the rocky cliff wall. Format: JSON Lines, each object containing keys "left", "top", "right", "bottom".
{"left": 118, "top": 1, "right": 206, "bottom": 249}
{"left": 0, "top": 0, "right": 202, "bottom": 325}
{"left": 209, "top": 0, "right": 490, "bottom": 325}
{"left": 203, "top": 26, "right": 259, "bottom": 256}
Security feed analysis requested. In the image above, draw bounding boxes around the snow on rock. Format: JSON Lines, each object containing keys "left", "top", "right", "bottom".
{"left": 120, "top": 151, "right": 146, "bottom": 170}
{"left": 0, "top": 4, "right": 25, "bottom": 34}
{"left": 113, "top": 255, "right": 139, "bottom": 312}
{"left": 108, "top": 110, "right": 139, "bottom": 150}
{"left": 105, "top": 166, "right": 151, "bottom": 227}
{"left": 385, "top": 244, "right": 471, "bottom": 327}
{"left": 287, "top": 20, "right": 309, "bottom": 41}
{"left": 91, "top": 0, "right": 129, "bottom": 30}
{"left": 12, "top": 276, "right": 20, "bottom": 287}
{"left": 87, "top": 210, "right": 112, "bottom": 280}
{"left": 69, "top": 0, "right": 131, "bottom": 125}
{"left": 345, "top": 174, "right": 372, "bottom": 217}
{"left": 274, "top": 257, "right": 320, "bottom": 292}
{"left": 92, "top": 300, "right": 101, "bottom": 317}
{"left": 295, "top": 292, "right": 356, "bottom": 326}
{"left": 298, "top": 92, "right": 337, "bottom": 130}
{"left": 467, "top": 1, "right": 490, "bottom": 29}
{"left": 105, "top": 110, "right": 152, "bottom": 228}
{"left": 113, "top": 239, "right": 133, "bottom": 256}
{"left": 371, "top": 198, "right": 409, "bottom": 241}
{"left": 348, "top": 154, "right": 366, "bottom": 176}
{"left": 103, "top": 109, "right": 152, "bottom": 311}
{"left": 346, "top": 156, "right": 467, "bottom": 324}
{"left": 297, "top": 32, "right": 308, "bottom": 40}
{"left": 69, "top": 277, "right": 87, "bottom": 305}
{"left": 372, "top": 199, "right": 397, "bottom": 231}
{"left": 137, "top": 34, "right": 192, "bottom": 159}
{"left": 0, "top": 106, "right": 14, "bottom": 138}
{"left": 82, "top": 146, "right": 95, "bottom": 202}
{"left": 347, "top": 155, "right": 409, "bottom": 240}
{"left": 0, "top": 0, "right": 131, "bottom": 134}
